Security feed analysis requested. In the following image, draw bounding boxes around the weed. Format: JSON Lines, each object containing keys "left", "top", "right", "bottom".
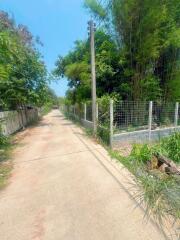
{"left": 131, "top": 144, "right": 152, "bottom": 164}
{"left": 97, "top": 126, "right": 110, "bottom": 145}
{"left": 161, "top": 132, "right": 180, "bottom": 163}
{"left": 0, "top": 133, "right": 9, "bottom": 147}
{"left": 109, "top": 133, "right": 180, "bottom": 226}
{"left": 134, "top": 169, "right": 180, "bottom": 223}
{"left": 0, "top": 161, "right": 12, "bottom": 189}
{"left": 109, "top": 149, "right": 136, "bottom": 171}
{"left": 0, "top": 133, "right": 13, "bottom": 189}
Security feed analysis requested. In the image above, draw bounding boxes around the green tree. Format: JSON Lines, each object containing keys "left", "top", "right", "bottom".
{"left": 0, "top": 11, "right": 50, "bottom": 110}
{"left": 84, "top": 0, "right": 180, "bottom": 101}
{"left": 54, "top": 30, "right": 127, "bottom": 103}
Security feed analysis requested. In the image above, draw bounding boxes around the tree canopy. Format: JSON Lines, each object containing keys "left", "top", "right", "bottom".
{"left": 54, "top": 0, "right": 180, "bottom": 103}
{"left": 54, "top": 30, "right": 126, "bottom": 103}
{"left": 0, "top": 11, "right": 54, "bottom": 110}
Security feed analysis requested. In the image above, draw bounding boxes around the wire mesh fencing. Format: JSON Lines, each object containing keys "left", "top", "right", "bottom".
{"left": 113, "top": 101, "right": 179, "bottom": 134}
{"left": 114, "top": 101, "right": 149, "bottom": 133}
{"left": 62, "top": 104, "right": 83, "bottom": 122}
{"left": 61, "top": 100, "right": 179, "bottom": 146}
{"left": 152, "top": 102, "right": 176, "bottom": 128}
{"left": 86, "top": 102, "right": 92, "bottom": 122}
{"left": 77, "top": 103, "right": 84, "bottom": 121}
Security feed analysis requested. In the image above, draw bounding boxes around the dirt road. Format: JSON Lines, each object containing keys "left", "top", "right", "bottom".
{"left": 0, "top": 110, "right": 168, "bottom": 240}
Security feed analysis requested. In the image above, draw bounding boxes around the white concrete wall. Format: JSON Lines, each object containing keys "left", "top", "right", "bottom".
{"left": 0, "top": 109, "right": 38, "bottom": 136}
{"left": 113, "top": 126, "right": 180, "bottom": 147}
{"left": 81, "top": 119, "right": 93, "bottom": 129}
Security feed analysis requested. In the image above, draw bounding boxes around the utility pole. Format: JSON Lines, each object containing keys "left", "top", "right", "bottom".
{"left": 88, "top": 20, "right": 97, "bottom": 134}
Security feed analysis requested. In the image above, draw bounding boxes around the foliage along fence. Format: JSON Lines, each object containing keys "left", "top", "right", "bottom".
{"left": 0, "top": 108, "right": 39, "bottom": 136}
{"left": 61, "top": 101, "right": 180, "bottom": 147}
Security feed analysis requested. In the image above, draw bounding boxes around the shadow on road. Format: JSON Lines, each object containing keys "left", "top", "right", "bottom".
{"left": 52, "top": 115, "right": 65, "bottom": 119}
{"left": 60, "top": 123, "right": 73, "bottom": 126}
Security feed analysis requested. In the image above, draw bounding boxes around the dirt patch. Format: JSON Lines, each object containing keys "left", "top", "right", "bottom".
{"left": 114, "top": 143, "right": 133, "bottom": 157}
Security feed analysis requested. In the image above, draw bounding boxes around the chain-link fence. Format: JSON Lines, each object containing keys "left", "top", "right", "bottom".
{"left": 61, "top": 101, "right": 179, "bottom": 147}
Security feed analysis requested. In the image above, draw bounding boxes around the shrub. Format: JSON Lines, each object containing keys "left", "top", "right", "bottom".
{"left": 0, "top": 134, "right": 8, "bottom": 147}
{"left": 0, "top": 126, "right": 9, "bottom": 148}
{"left": 131, "top": 144, "right": 152, "bottom": 164}
{"left": 97, "top": 126, "right": 110, "bottom": 145}
{"left": 109, "top": 133, "right": 180, "bottom": 226}
{"left": 161, "top": 132, "right": 180, "bottom": 163}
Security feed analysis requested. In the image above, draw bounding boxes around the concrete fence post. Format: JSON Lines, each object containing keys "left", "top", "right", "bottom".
{"left": 84, "top": 103, "right": 87, "bottom": 121}
{"left": 148, "top": 101, "right": 153, "bottom": 142}
{"left": 96, "top": 102, "right": 98, "bottom": 122}
{"left": 66, "top": 105, "right": 68, "bottom": 114}
{"left": 73, "top": 105, "right": 76, "bottom": 117}
{"left": 110, "top": 99, "right": 114, "bottom": 148}
{"left": 174, "top": 102, "right": 179, "bottom": 127}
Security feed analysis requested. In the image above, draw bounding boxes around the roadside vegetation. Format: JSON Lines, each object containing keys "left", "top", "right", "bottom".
{"left": 0, "top": 11, "right": 57, "bottom": 111}
{"left": 0, "top": 11, "right": 58, "bottom": 188}
{"left": 54, "top": 0, "right": 180, "bottom": 104}
{"left": 109, "top": 132, "right": 180, "bottom": 225}
{"left": 69, "top": 110, "right": 180, "bottom": 225}
{"left": 55, "top": 0, "right": 180, "bottom": 230}
{"left": 0, "top": 132, "right": 13, "bottom": 189}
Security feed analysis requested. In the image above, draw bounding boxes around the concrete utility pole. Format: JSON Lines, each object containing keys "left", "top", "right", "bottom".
{"left": 88, "top": 20, "right": 97, "bottom": 134}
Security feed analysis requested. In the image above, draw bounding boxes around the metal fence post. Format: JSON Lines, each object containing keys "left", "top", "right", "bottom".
{"left": 148, "top": 101, "right": 153, "bottom": 142}
{"left": 174, "top": 102, "right": 179, "bottom": 127}
{"left": 84, "top": 103, "right": 87, "bottom": 121}
{"left": 110, "top": 99, "right": 114, "bottom": 148}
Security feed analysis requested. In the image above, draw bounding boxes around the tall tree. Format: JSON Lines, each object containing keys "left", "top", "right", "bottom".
{"left": 0, "top": 11, "right": 50, "bottom": 110}
{"left": 84, "top": 0, "right": 180, "bottom": 101}
{"left": 54, "top": 30, "right": 129, "bottom": 103}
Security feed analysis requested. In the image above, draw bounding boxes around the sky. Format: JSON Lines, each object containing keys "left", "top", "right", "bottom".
{"left": 0, "top": 0, "right": 90, "bottom": 96}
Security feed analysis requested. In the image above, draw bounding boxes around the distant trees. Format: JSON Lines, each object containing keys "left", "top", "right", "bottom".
{"left": 54, "top": 0, "right": 180, "bottom": 103}
{"left": 0, "top": 11, "right": 53, "bottom": 110}
{"left": 54, "top": 31, "right": 125, "bottom": 103}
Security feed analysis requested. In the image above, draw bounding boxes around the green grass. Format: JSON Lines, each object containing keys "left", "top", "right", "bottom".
{"left": 84, "top": 127, "right": 94, "bottom": 137}
{"left": 133, "top": 170, "right": 180, "bottom": 222}
{"left": 0, "top": 161, "right": 13, "bottom": 189}
{"left": 0, "top": 134, "right": 13, "bottom": 190}
{"left": 64, "top": 110, "right": 180, "bottom": 225}
{"left": 97, "top": 126, "right": 110, "bottom": 145}
{"left": 160, "top": 132, "right": 180, "bottom": 163}
{"left": 109, "top": 149, "right": 134, "bottom": 171}
{"left": 109, "top": 133, "right": 180, "bottom": 226}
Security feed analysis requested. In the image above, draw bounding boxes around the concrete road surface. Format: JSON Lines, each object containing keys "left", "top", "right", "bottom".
{"left": 0, "top": 110, "right": 169, "bottom": 240}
